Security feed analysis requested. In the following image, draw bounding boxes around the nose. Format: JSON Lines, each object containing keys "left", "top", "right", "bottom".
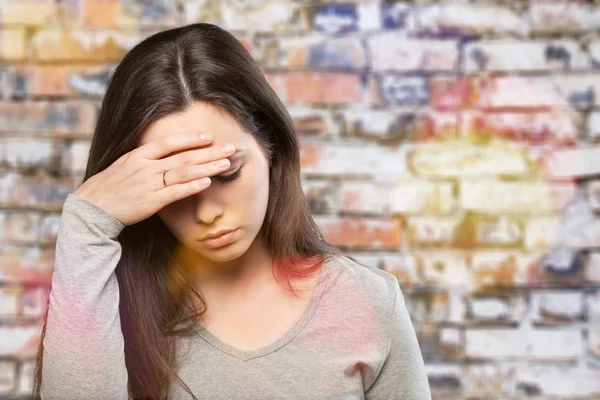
{"left": 192, "top": 190, "right": 224, "bottom": 225}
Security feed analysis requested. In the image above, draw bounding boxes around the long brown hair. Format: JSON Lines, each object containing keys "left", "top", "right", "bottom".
{"left": 33, "top": 23, "right": 343, "bottom": 399}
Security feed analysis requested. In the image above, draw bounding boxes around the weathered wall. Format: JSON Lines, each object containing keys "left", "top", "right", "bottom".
{"left": 1, "top": 0, "right": 600, "bottom": 398}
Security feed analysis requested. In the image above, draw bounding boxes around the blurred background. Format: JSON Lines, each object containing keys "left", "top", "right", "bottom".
{"left": 1, "top": 0, "right": 600, "bottom": 398}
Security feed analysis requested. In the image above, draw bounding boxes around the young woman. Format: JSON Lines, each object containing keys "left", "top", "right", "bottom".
{"left": 33, "top": 23, "right": 431, "bottom": 399}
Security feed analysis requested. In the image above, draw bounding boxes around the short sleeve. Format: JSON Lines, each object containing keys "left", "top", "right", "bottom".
{"left": 364, "top": 279, "right": 432, "bottom": 399}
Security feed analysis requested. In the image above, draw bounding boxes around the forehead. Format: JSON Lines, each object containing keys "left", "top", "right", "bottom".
{"left": 139, "top": 101, "right": 247, "bottom": 147}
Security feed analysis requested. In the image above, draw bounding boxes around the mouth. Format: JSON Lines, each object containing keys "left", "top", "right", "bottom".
{"left": 200, "top": 228, "right": 238, "bottom": 241}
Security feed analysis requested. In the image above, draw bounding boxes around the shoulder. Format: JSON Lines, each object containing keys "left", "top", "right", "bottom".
{"left": 325, "top": 254, "right": 401, "bottom": 320}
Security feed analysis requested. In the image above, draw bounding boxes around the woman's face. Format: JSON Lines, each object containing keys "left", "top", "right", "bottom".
{"left": 139, "top": 101, "right": 271, "bottom": 265}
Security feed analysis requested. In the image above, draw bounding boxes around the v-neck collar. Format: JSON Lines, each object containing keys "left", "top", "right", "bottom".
{"left": 194, "top": 256, "right": 334, "bottom": 362}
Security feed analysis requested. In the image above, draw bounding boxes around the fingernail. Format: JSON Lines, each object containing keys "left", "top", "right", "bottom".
{"left": 221, "top": 144, "right": 235, "bottom": 154}
{"left": 216, "top": 159, "right": 230, "bottom": 168}
{"left": 200, "top": 133, "right": 213, "bottom": 141}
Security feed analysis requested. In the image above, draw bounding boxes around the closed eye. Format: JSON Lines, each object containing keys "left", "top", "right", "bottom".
{"left": 213, "top": 166, "right": 242, "bottom": 184}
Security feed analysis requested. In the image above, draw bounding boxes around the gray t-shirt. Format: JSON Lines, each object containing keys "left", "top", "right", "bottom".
{"left": 40, "top": 193, "right": 431, "bottom": 399}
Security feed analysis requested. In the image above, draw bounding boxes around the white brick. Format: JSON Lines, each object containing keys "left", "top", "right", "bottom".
{"left": 0, "top": 360, "right": 16, "bottom": 394}
{"left": 515, "top": 364, "right": 600, "bottom": 397}
{"left": 0, "top": 286, "right": 20, "bottom": 317}
{"left": 530, "top": 291, "right": 585, "bottom": 323}
{"left": 466, "top": 329, "right": 528, "bottom": 359}
{"left": 368, "top": 34, "right": 458, "bottom": 71}
{"left": 460, "top": 181, "right": 575, "bottom": 213}
{"left": 465, "top": 40, "right": 589, "bottom": 72}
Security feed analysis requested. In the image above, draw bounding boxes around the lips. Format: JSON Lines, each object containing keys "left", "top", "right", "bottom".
{"left": 200, "top": 228, "right": 237, "bottom": 241}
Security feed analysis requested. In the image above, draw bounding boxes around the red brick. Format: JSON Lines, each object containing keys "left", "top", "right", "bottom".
{"left": 315, "top": 217, "right": 402, "bottom": 249}
{"left": 0, "top": 211, "right": 40, "bottom": 243}
{"left": 0, "top": 245, "right": 54, "bottom": 283}
{"left": 276, "top": 72, "right": 363, "bottom": 105}
{"left": 461, "top": 110, "right": 578, "bottom": 145}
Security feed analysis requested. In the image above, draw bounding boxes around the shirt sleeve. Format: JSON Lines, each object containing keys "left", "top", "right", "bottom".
{"left": 364, "top": 278, "right": 432, "bottom": 399}
{"left": 40, "top": 193, "right": 130, "bottom": 400}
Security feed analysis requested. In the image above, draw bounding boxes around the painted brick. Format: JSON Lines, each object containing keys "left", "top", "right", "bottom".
{"left": 459, "top": 180, "right": 576, "bottom": 213}
{"left": 182, "top": 0, "right": 223, "bottom": 26}
{"left": 588, "top": 291, "right": 600, "bottom": 324}
{"left": 300, "top": 179, "right": 337, "bottom": 214}
{"left": 76, "top": 0, "right": 179, "bottom": 28}
{"left": 300, "top": 143, "right": 411, "bottom": 180}
{"left": 589, "top": 326, "right": 600, "bottom": 358}
{"left": 0, "top": 286, "right": 20, "bottom": 317}
{"left": 530, "top": 290, "right": 585, "bottom": 325}
{"left": 26, "top": 64, "right": 115, "bottom": 97}
{"left": 0, "top": 360, "right": 16, "bottom": 394}
{"left": 375, "top": 74, "right": 428, "bottom": 106}
{"left": 587, "top": 180, "right": 600, "bottom": 212}
{"left": 529, "top": 2, "right": 600, "bottom": 33}
{"left": 31, "top": 29, "right": 148, "bottom": 62}
{"left": 470, "top": 251, "right": 537, "bottom": 291}
{"left": 466, "top": 328, "right": 582, "bottom": 360}
{"left": 591, "top": 41, "right": 600, "bottom": 68}
{"left": 306, "top": 3, "right": 358, "bottom": 35}
{"left": 0, "top": 29, "right": 28, "bottom": 61}
{"left": 379, "top": 2, "right": 417, "bottom": 31}
{"left": 271, "top": 72, "right": 362, "bottom": 105}
{"left": 347, "top": 252, "right": 420, "bottom": 288}
{"left": 415, "top": 324, "right": 440, "bottom": 360}
{"left": 439, "top": 327, "right": 461, "bottom": 360}
{"left": 515, "top": 364, "right": 600, "bottom": 397}
{"left": 467, "top": 294, "right": 525, "bottom": 324}
{"left": 0, "top": 211, "right": 40, "bottom": 243}
{"left": 530, "top": 328, "right": 583, "bottom": 360}
{"left": 416, "top": 3, "right": 527, "bottom": 37}
{"left": 314, "top": 216, "right": 402, "bottom": 249}
{"left": 0, "top": 245, "right": 54, "bottom": 283}
{"left": 17, "top": 361, "right": 34, "bottom": 395}
{"left": 523, "top": 216, "right": 561, "bottom": 251}
{"left": 465, "top": 40, "right": 589, "bottom": 72}
{"left": 259, "top": 36, "right": 365, "bottom": 70}
{"left": 367, "top": 34, "right": 458, "bottom": 72}
{"left": 545, "top": 145, "right": 600, "bottom": 179}
{"left": 0, "top": 325, "right": 40, "bottom": 357}
{"left": 0, "top": 172, "right": 75, "bottom": 209}
{"left": 584, "top": 252, "right": 600, "bottom": 284}
{"left": 288, "top": 108, "right": 337, "bottom": 137}
{"left": 0, "top": 138, "right": 60, "bottom": 170}
{"left": 409, "top": 140, "right": 531, "bottom": 179}
{"left": 40, "top": 212, "right": 60, "bottom": 245}
{"left": 414, "top": 250, "right": 470, "bottom": 288}
{"left": 339, "top": 109, "right": 458, "bottom": 142}
{"left": 65, "top": 140, "right": 91, "bottom": 172}
{"left": 405, "top": 215, "right": 461, "bottom": 248}
{"left": 589, "top": 112, "right": 600, "bottom": 141}
{"left": 460, "top": 110, "right": 578, "bottom": 145}
{"left": 339, "top": 180, "right": 454, "bottom": 215}
{"left": 0, "top": 101, "right": 96, "bottom": 136}
{"left": 464, "top": 363, "right": 516, "bottom": 397}
{"left": 21, "top": 285, "right": 48, "bottom": 319}
{"left": 0, "top": 65, "right": 28, "bottom": 98}
{"left": 530, "top": 74, "right": 600, "bottom": 109}
{"left": 465, "top": 328, "right": 528, "bottom": 359}
{"left": 0, "top": 0, "right": 58, "bottom": 27}
{"left": 223, "top": 0, "right": 301, "bottom": 32}
{"left": 410, "top": 289, "right": 449, "bottom": 323}
{"left": 426, "top": 364, "right": 464, "bottom": 395}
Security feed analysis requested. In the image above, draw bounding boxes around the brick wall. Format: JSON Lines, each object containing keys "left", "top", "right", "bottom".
{"left": 1, "top": 0, "right": 600, "bottom": 398}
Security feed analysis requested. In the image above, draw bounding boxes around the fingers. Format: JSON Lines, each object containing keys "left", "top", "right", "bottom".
{"left": 162, "top": 158, "right": 231, "bottom": 187}
{"left": 160, "top": 142, "right": 236, "bottom": 171}
{"left": 137, "top": 132, "right": 214, "bottom": 160}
